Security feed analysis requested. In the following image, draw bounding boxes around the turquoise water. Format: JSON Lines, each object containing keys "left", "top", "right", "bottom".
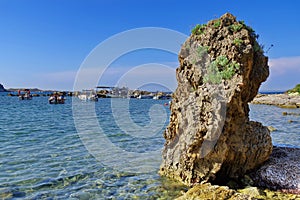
{"left": 0, "top": 96, "right": 299, "bottom": 199}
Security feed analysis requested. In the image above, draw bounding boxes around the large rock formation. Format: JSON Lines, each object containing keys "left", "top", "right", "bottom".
{"left": 160, "top": 13, "right": 272, "bottom": 185}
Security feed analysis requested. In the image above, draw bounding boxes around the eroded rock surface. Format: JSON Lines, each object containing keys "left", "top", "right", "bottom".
{"left": 160, "top": 13, "right": 272, "bottom": 185}
{"left": 250, "top": 146, "right": 300, "bottom": 194}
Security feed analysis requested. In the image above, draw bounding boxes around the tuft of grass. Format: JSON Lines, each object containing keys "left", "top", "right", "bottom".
{"left": 233, "top": 38, "right": 243, "bottom": 47}
{"left": 191, "top": 24, "right": 207, "bottom": 35}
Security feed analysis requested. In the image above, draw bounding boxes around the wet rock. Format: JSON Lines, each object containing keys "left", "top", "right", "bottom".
{"left": 282, "top": 112, "right": 300, "bottom": 116}
{"left": 160, "top": 13, "right": 272, "bottom": 186}
{"left": 175, "top": 183, "right": 252, "bottom": 200}
{"left": 177, "top": 183, "right": 300, "bottom": 200}
{"left": 0, "top": 188, "right": 13, "bottom": 200}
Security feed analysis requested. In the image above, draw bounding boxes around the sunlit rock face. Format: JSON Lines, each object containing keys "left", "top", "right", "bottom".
{"left": 159, "top": 13, "right": 272, "bottom": 186}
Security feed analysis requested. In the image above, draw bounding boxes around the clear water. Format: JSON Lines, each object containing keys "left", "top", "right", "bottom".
{"left": 0, "top": 96, "right": 299, "bottom": 199}
{"left": 249, "top": 104, "right": 300, "bottom": 148}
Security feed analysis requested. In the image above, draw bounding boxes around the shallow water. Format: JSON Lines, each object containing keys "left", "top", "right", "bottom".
{"left": 249, "top": 104, "right": 300, "bottom": 147}
{"left": 0, "top": 96, "right": 299, "bottom": 199}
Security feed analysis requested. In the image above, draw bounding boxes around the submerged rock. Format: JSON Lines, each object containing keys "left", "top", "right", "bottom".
{"left": 160, "top": 13, "right": 272, "bottom": 185}
{"left": 175, "top": 183, "right": 252, "bottom": 200}
{"left": 176, "top": 183, "right": 300, "bottom": 200}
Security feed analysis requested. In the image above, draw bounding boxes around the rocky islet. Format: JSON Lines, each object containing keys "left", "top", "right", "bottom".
{"left": 160, "top": 12, "right": 272, "bottom": 185}
{"left": 160, "top": 13, "right": 299, "bottom": 199}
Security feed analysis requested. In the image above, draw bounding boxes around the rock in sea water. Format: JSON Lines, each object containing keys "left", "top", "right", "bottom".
{"left": 159, "top": 13, "right": 273, "bottom": 185}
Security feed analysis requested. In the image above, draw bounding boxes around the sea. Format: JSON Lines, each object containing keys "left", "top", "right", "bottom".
{"left": 0, "top": 94, "right": 299, "bottom": 199}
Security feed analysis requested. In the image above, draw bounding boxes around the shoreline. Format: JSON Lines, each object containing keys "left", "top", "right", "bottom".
{"left": 252, "top": 93, "right": 300, "bottom": 108}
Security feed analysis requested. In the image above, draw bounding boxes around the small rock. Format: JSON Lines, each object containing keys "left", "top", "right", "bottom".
{"left": 267, "top": 126, "right": 277, "bottom": 132}
{"left": 238, "top": 187, "right": 261, "bottom": 198}
{"left": 280, "top": 104, "right": 298, "bottom": 109}
{"left": 282, "top": 112, "right": 300, "bottom": 116}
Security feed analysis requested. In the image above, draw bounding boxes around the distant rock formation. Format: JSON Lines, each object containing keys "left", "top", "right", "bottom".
{"left": 0, "top": 83, "right": 7, "bottom": 92}
{"left": 160, "top": 13, "right": 272, "bottom": 185}
{"left": 252, "top": 93, "right": 300, "bottom": 108}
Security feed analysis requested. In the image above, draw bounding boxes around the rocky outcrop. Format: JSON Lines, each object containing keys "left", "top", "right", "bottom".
{"left": 252, "top": 94, "right": 300, "bottom": 108}
{"left": 0, "top": 83, "right": 7, "bottom": 92}
{"left": 160, "top": 13, "right": 272, "bottom": 185}
{"left": 176, "top": 182, "right": 300, "bottom": 199}
{"left": 250, "top": 146, "right": 300, "bottom": 194}
{"left": 175, "top": 183, "right": 252, "bottom": 200}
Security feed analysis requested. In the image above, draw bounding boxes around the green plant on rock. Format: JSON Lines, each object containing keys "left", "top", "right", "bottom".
{"left": 214, "top": 20, "right": 221, "bottom": 28}
{"left": 233, "top": 38, "right": 243, "bottom": 47}
{"left": 220, "top": 61, "right": 240, "bottom": 79}
{"left": 237, "top": 20, "right": 259, "bottom": 39}
{"left": 215, "top": 55, "right": 229, "bottom": 67}
{"left": 287, "top": 84, "right": 300, "bottom": 94}
{"left": 239, "top": 20, "right": 246, "bottom": 26}
{"left": 229, "top": 23, "right": 244, "bottom": 32}
{"left": 203, "top": 56, "right": 240, "bottom": 84}
{"left": 253, "top": 41, "right": 264, "bottom": 53}
{"left": 191, "top": 24, "right": 207, "bottom": 35}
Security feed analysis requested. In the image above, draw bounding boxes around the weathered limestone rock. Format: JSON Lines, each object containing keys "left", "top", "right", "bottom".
{"left": 177, "top": 182, "right": 300, "bottom": 199}
{"left": 160, "top": 13, "right": 273, "bottom": 185}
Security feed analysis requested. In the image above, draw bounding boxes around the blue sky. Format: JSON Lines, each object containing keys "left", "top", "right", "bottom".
{"left": 0, "top": 0, "right": 299, "bottom": 91}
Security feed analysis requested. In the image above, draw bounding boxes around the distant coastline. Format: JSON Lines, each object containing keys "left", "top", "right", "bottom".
{"left": 0, "top": 83, "right": 7, "bottom": 92}
{"left": 259, "top": 91, "right": 284, "bottom": 95}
